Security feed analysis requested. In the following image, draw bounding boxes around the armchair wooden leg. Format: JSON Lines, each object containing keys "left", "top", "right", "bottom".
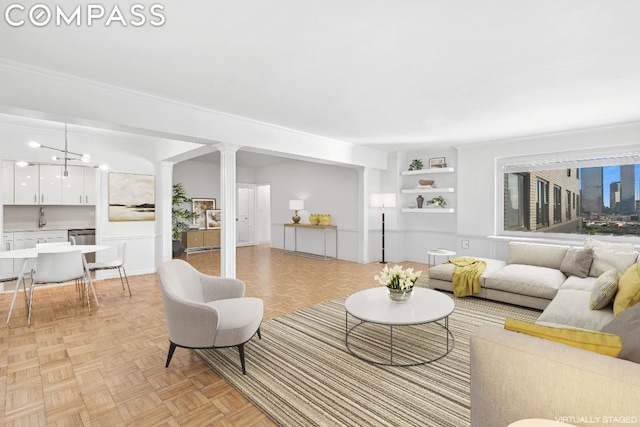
{"left": 257, "top": 327, "right": 262, "bottom": 340}
{"left": 237, "top": 343, "right": 246, "bottom": 375}
{"left": 165, "top": 342, "right": 177, "bottom": 367}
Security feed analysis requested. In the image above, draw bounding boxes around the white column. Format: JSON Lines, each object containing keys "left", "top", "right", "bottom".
{"left": 157, "top": 161, "right": 174, "bottom": 264}
{"left": 216, "top": 144, "right": 241, "bottom": 278}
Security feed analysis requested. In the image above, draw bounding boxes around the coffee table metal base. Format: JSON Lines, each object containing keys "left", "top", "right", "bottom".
{"left": 345, "top": 313, "right": 454, "bottom": 366}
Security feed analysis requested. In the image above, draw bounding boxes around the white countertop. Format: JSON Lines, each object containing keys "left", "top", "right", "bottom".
{"left": 3, "top": 223, "right": 95, "bottom": 232}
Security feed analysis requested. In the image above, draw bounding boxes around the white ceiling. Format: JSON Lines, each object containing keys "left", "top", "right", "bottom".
{"left": 1, "top": 0, "right": 640, "bottom": 152}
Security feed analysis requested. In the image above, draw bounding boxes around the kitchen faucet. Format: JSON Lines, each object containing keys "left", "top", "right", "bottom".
{"left": 39, "top": 207, "right": 47, "bottom": 228}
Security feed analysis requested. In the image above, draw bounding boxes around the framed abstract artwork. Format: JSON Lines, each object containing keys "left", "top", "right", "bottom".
{"left": 192, "top": 198, "right": 216, "bottom": 229}
{"left": 206, "top": 209, "right": 221, "bottom": 229}
{"left": 108, "top": 172, "right": 156, "bottom": 221}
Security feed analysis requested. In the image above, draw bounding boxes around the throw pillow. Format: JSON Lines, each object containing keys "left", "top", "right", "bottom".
{"left": 560, "top": 248, "right": 594, "bottom": 278}
{"left": 588, "top": 248, "right": 637, "bottom": 278}
{"left": 613, "top": 263, "right": 640, "bottom": 316}
{"left": 602, "top": 302, "right": 640, "bottom": 363}
{"left": 504, "top": 317, "right": 622, "bottom": 357}
{"left": 589, "top": 269, "right": 619, "bottom": 310}
{"left": 584, "top": 237, "right": 635, "bottom": 253}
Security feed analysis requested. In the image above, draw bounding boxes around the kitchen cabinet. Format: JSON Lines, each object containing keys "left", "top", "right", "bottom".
{"left": 2, "top": 160, "right": 14, "bottom": 204}
{"left": 1, "top": 232, "right": 15, "bottom": 273}
{"left": 8, "top": 161, "right": 95, "bottom": 206}
{"left": 14, "top": 164, "right": 62, "bottom": 205}
{"left": 62, "top": 166, "right": 97, "bottom": 205}
{"left": 13, "top": 230, "right": 69, "bottom": 249}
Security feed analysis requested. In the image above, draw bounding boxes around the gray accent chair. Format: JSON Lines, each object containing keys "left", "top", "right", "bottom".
{"left": 157, "top": 259, "right": 263, "bottom": 374}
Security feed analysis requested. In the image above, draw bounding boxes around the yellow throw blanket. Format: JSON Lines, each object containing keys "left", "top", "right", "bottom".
{"left": 445, "top": 257, "right": 487, "bottom": 297}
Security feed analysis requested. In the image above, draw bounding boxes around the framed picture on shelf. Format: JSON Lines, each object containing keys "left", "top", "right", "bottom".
{"left": 429, "top": 157, "right": 446, "bottom": 168}
{"left": 192, "top": 198, "right": 216, "bottom": 229}
{"left": 206, "top": 209, "right": 221, "bottom": 229}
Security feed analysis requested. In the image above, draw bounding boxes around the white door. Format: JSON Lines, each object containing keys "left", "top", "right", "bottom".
{"left": 236, "top": 185, "right": 256, "bottom": 246}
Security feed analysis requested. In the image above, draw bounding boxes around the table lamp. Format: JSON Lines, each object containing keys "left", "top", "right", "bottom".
{"left": 289, "top": 200, "right": 304, "bottom": 224}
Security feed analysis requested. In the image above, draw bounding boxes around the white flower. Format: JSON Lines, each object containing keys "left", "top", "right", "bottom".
{"left": 374, "top": 264, "right": 422, "bottom": 291}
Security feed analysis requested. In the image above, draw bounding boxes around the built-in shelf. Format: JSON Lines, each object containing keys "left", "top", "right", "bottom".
{"left": 401, "top": 188, "right": 455, "bottom": 194}
{"left": 400, "top": 167, "right": 455, "bottom": 176}
{"left": 401, "top": 208, "right": 455, "bottom": 213}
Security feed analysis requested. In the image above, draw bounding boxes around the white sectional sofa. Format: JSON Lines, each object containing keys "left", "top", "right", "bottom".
{"left": 428, "top": 241, "right": 638, "bottom": 328}
{"left": 428, "top": 240, "right": 640, "bottom": 426}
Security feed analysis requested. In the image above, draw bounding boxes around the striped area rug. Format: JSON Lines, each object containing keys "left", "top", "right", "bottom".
{"left": 195, "top": 292, "right": 540, "bottom": 427}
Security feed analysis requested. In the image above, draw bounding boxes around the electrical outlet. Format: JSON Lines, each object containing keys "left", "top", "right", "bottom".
{"left": 461, "top": 240, "right": 469, "bottom": 249}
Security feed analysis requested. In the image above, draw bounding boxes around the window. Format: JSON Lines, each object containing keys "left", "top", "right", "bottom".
{"left": 502, "top": 160, "right": 639, "bottom": 236}
{"left": 553, "top": 185, "right": 562, "bottom": 224}
{"left": 506, "top": 173, "right": 529, "bottom": 230}
{"left": 537, "top": 179, "right": 549, "bottom": 228}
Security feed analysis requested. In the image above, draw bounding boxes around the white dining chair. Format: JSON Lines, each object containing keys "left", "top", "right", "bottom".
{"left": 86, "top": 241, "right": 131, "bottom": 297}
{"left": 29, "top": 249, "right": 89, "bottom": 325}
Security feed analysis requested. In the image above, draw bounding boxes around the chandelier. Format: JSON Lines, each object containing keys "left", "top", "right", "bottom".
{"left": 27, "top": 124, "right": 92, "bottom": 176}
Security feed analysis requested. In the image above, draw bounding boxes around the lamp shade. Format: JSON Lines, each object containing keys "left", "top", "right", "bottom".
{"left": 289, "top": 199, "right": 304, "bottom": 210}
{"left": 370, "top": 193, "right": 396, "bottom": 208}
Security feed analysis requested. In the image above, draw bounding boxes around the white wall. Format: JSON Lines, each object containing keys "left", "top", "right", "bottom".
{"left": 255, "top": 159, "right": 362, "bottom": 261}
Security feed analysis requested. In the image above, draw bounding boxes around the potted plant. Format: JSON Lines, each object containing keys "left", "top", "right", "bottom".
{"left": 408, "top": 159, "right": 424, "bottom": 171}
{"left": 172, "top": 183, "right": 198, "bottom": 257}
{"left": 426, "top": 195, "right": 447, "bottom": 208}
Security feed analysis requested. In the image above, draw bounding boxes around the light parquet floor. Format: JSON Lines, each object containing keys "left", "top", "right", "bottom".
{"left": 0, "top": 245, "right": 429, "bottom": 426}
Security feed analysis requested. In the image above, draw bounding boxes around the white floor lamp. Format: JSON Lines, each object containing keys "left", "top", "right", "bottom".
{"left": 371, "top": 193, "right": 396, "bottom": 264}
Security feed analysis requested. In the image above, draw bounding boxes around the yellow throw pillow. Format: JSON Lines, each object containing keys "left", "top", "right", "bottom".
{"left": 504, "top": 318, "right": 622, "bottom": 357}
{"left": 613, "top": 263, "right": 640, "bottom": 316}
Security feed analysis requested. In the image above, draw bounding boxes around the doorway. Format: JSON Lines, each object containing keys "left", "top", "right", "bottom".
{"left": 236, "top": 183, "right": 271, "bottom": 247}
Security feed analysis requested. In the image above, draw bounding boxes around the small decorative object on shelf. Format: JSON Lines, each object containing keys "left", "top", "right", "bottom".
{"left": 426, "top": 195, "right": 447, "bottom": 208}
{"left": 416, "top": 195, "right": 424, "bottom": 208}
{"left": 408, "top": 159, "right": 424, "bottom": 171}
{"left": 428, "top": 157, "right": 446, "bottom": 169}
{"left": 418, "top": 179, "right": 434, "bottom": 187}
{"left": 318, "top": 214, "right": 332, "bottom": 225}
{"left": 309, "top": 213, "right": 331, "bottom": 225}
{"left": 374, "top": 264, "right": 422, "bottom": 303}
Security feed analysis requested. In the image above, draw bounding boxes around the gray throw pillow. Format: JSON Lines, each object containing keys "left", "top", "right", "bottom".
{"left": 589, "top": 269, "right": 619, "bottom": 310}
{"left": 560, "top": 248, "right": 594, "bottom": 278}
{"left": 601, "top": 302, "right": 640, "bottom": 363}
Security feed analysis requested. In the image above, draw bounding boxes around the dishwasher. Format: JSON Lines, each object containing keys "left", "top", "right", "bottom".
{"left": 68, "top": 228, "right": 96, "bottom": 263}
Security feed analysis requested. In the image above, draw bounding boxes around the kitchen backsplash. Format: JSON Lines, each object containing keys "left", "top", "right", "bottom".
{"left": 3, "top": 205, "right": 95, "bottom": 231}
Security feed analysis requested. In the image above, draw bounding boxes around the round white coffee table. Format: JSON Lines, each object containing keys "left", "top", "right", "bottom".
{"left": 344, "top": 287, "right": 455, "bottom": 366}
{"left": 427, "top": 248, "right": 456, "bottom": 266}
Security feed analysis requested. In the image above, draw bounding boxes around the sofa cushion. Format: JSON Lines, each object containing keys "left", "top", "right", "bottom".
{"left": 538, "top": 289, "right": 614, "bottom": 331}
{"left": 505, "top": 318, "right": 622, "bottom": 357}
{"left": 484, "top": 264, "right": 565, "bottom": 300}
{"left": 613, "top": 263, "right": 640, "bottom": 316}
{"left": 602, "top": 303, "right": 640, "bottom": 363}
{"left": 584, "top": 237, "right": 635, "bottom": 254}
{"left": 588, "top": 248, "right": 637, "bottom": 278}
{"left": 589, "top": 269, "right": 619, "bottom": 310}
{"left": 507, "top": 242, "right": 568, "bottom": 270}
{"left": 427, "top": 257, "right": 506, "bottom": 283}
{"left": 560, "top": 247, "right": 594, "bottom": 278}
{"left": 560, "top": 275, "right": 598, "bottom": 292}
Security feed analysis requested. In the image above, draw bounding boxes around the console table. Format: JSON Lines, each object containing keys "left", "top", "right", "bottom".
{"left": 283, "top": 223, "right": 337, "bottom": 260}
{"left": 182, "top": 230, "right": 221, "bottom": 256}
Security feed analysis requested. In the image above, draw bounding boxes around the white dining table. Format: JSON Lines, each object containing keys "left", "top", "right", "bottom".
{"left": 0, "top": 244, "right": 109, "bottom": 323}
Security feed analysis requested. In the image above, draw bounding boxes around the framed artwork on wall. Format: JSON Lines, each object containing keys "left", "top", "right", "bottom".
{"left": 192, "top": 198, "right": 216, "bottom": 229}
{"left": 108, "top": 172, "right": 156, "bottom": 221}
{"left": 206, "top": 209, "right": 221, "bottom": 229}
